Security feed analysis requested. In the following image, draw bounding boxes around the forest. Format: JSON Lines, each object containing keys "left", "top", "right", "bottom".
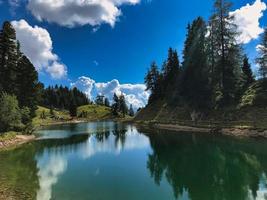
{"left": 141, "top": 0, "right": 267, "bottom": 124}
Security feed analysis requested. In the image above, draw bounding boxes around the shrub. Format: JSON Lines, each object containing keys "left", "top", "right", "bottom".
{"left": 0, "top": 93, "right": 22, "bottom": 132}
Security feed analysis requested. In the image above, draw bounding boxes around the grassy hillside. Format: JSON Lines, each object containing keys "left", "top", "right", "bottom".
{"left": 33, "top": 106, "right": 70, "bottom": 126}
{"left": 78, "top": 104, "right": 132, "bottom": 121}
{"left": 135, "top": 80, "right": 267, "bottom": 129}
{"left": 77, "top": 104, "right": 113, "bottom": 120}
{"left": 33, "top": 104, "right": 131, "bottom": 127}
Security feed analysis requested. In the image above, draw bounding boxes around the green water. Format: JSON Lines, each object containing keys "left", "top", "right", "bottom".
{"left": 1, "top": 121, "right": 267, "bottom": 200}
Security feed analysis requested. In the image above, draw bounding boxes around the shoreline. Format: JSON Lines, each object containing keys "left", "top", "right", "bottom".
{"left": 0, "top": 117, "right": 133, "bottom": 150}
{"left": 0, "top": 135, "right": 36, "bottom": 151}
{"left": 1, "top": 119, "right": 267, "bottom": 150}
{"left": 135, "top": 121, "right": 267, "bottom": 139}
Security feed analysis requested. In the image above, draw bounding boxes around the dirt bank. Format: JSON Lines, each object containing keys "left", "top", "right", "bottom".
{"left": 0, "top": 135, "right": 35, "bottom": 150}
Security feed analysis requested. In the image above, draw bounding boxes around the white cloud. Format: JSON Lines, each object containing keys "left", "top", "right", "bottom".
{"left": 230, "top": 0, "right": 266, "bottom": 44}
{"left": 27, "top": 0, "right": 140, "bottom": 28}
{"left": 12, "top": 19, "right": 67, "bottom": 79}
{"left": 36, "top": 155, "right": 67, "bottom": 200}
{"left": 71, "top": 76, "right": 149, "bottom": 110}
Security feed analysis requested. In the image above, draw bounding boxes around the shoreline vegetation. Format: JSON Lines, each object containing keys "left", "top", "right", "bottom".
{"left": 0, "top": 105, "right": 133, "bottom": 150}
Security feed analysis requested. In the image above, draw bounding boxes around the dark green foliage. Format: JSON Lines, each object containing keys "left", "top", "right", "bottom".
{"left": 129, "top": 104, "right": 135, "bottom": 117}
{"left": 95, "top": 95, "right": 105, "bottom": 105}
{"left": 0, "top": 21, "right": 18, "bottom": 94}
{"left": 111, "top": 93, "right": 128, "bottom": 117}
{"left": 0, "top": 21, "right": 42, "bottom": 118}
{"left": 112, "top": 93, "right": 120, "bottom": 115}
{"left": 0, "top": 93, "right": 22, "bottom": 132}
{"left": 119, "top": 94, "right": 128, "bottom": 117}
{"left": 208, "top": 0, "right": 243, "bottom": 106}
{"left": 180, "top": 17, "right": 212, "bottom": 111}
{"left": 41, "top": 85, "right": 89, "bottom": 110}
{"left": 256, "top": 27, "right": 267, "bottom": 79}
{"left": 145, "top": 62, "right": 162, "bottom": 104}
{"left": 17, "top": 55, "right": 42, "bottom": 117}
{"left": 104, "top": 98, "right": 110, "bottom": 107}
{"left": 242, "top": 55, "right": 255, "bottom": 90}
{"left": 69, "top": 99, "right": 77, "bottom": 117}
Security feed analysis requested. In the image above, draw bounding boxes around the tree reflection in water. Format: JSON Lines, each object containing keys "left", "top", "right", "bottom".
{"left": 144, "top": 129, "right": 267, "bottom": 200}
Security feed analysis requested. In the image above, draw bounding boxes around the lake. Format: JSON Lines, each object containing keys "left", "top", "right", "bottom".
{"left": 1, "top": 121, "right": 267, "bottom": 200}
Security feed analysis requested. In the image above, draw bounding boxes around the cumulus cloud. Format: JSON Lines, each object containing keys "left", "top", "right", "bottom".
{"left": 37, "top": 155, "right": 67, "bottom": 200}
{"left": 230, "top": 0, "right": 266, "bottom": 44}
{"left": 12, "top": 19, "right": 67, "bottom": 79}
{"left": 27, "top": 0, "right": 140, "bottom": 28}
{"left": 71, "top": 76, "right": 149, "bottom": 110}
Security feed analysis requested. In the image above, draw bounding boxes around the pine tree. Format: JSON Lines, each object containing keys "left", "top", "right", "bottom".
{"left": 145, "top": 62, "right": 162, "bottom": 103}
{"left": 119, "top": 94, "right": 128, "bottom": 117}
{"left": 17, "top": 55, "right": 40, "bottom": 117}
{"left": 0, "top": 21, "right": 19, "bottom": 95}
{"left": 242, "top": 55, "right": 255, "bottom": 89}
{"left": 162, "top": 48, "right": 180, "bottom": 98}
{"left": 129, "top": 104, "right": 135, "bottom": 117}
{"left": 181, "top": 17, "right": 212, "bottom": 110}
{"left": 209, "top": 0, "right": 243, "bottom": 106}
{"left": 69, "top": 99, "right": 77, "bottom": 117}
{"left": 104, "top": 98, "right": 110, "bottom": 107}
{"left": 256, "top": 27, "right": 267, "bottom": 79}
{"left": 95, "top": 94, "right": 105, "bottom": 105}
{"left": 112, "top": 93, "right": 120, "bottom": 115}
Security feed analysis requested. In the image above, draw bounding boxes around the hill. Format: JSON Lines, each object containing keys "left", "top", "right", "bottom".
{"left": 33, "top": 104, "right": 131, "bottom": 127}
{"left": 135, "top": 80, "right": 267, "bottom": 130}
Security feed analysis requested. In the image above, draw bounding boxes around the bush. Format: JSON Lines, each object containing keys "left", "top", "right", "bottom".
{"left": 0, "top": 93, "right": 22, "bottom": 132}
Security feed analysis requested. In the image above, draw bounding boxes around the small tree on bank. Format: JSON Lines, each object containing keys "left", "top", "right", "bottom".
{"left": 0, "top": 93, "right": 22, "bottom": 132}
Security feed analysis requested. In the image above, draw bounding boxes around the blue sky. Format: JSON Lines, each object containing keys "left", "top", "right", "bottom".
{"left": 0, "top": 0, "right": 266, "bottom": 108}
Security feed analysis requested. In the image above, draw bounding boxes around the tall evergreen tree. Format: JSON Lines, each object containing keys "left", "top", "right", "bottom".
{"left": 104, "top": 98, "right": 110, "bottom": 107}
{"left": 129, "top": 104, "right": 135, "bottom": 117}
{"left": 119, "top": 94, "right": 128, "bottom": 117}
{"left": 112, "top": 93, "right": 120, "bottom": 115}
{"left": 17, "top": 55, "right": 41, "bottom": 117}
{"left": 69, "top": 99, "right": 77, "bottom": 117}
{"left": 162, "top": 48, "right": 180, "bottom": 99}
{"left": 242, "top": 55, "right": 255, "bottom": 89}
{"left": 145, "top": 62, "right": 162, "bottom": 104}
{"left": 0, "top": 21, "right": 19, "bottom": 94}
{"left": 209, "top": 0, "right": 243, "bottom": 106}
{"left": 256, "top": 27, "right": 267, "bottom": 79}
{"left": 181, "top": 17, "right": 212, "bottom": 110}
{"left": 95, "top": 94, "right": 105, "bottom": 105}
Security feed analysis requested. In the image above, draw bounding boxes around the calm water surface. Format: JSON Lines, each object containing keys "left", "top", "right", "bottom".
{"left": 1, "top": 121, "right": 267, "bottom": 200}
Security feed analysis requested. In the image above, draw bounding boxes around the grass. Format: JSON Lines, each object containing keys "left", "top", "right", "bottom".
{"left": 0, "top": 131, "right": 17, "bottom": 142}
{"left": 135, "top": 101, "right": 267, "bottom": 130}
{"left": 77, "top": 104, "right": 113, "bottom": 120}
{"left": 32, "top": 106, "right": 70, "bottom": 126}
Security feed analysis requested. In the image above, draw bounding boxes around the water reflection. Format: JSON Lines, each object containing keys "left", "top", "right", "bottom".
{"left": 36, "top": 155, "right": 67, "bottom": 200}
{"left": 1, "top": 122, "right": 267, "bottom": 200}
{"left": 142, "top": 128, "right": 267, "bottom": 200}
{"left": 34, "top": 122, "right": 150, "bottom": 200}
